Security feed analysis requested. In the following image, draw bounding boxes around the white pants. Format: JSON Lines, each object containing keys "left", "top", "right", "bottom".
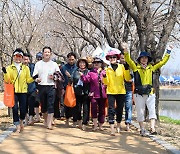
{"left": 134, "top": 94, "right": 157, "bottom": 122}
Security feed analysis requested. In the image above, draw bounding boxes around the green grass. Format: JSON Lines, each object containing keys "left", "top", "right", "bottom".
{"left": 160, "top": 116, "right": 180, "bottom": 125}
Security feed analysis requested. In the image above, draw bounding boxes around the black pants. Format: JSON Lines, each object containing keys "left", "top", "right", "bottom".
{"left": 108, "top": 94, "right": 125, "bottom": 124}
{"left": 26, "top": 92, "right": 36, "bottom": 116}
{"left": 54, "top": 90, "right": 65, "bottom": 118}
{"left": 65, "top": 106, "right": 74, "bottom": 120}
{"left": 54, "top": 94, "right": 60, "bottom": 118}
{"left": 34, "top": 93, "right": 40, "bottom": 108}
{"left": 38, "top": 85, "right": 55, "bottom": 114}
{"left": 73, "top": 94, "right": 90, "bottom": 125}
{"left": 13, "top": 93, "right": 27, "bottom": 125}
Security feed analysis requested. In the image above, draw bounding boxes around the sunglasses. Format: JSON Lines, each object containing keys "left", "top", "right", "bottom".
{"left": 93, "top": 61, "right": 101, "bottom": 64}
{"left": 109, "top": 56, "right": 117, "bottom": 59}
{"left": 14, "top": 54, "right": 23, "bottom": 58}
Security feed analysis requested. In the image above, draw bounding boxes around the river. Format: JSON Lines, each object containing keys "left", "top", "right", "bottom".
{"left": 159, "top": 89, "right": 180, "bottom": 120}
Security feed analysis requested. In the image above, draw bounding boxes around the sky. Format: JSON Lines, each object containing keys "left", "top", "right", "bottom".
{"left": 161, "top": 48, "right": 180, "bottom": 75}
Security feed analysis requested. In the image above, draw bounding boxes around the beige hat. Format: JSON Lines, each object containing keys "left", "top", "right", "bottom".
{"left": 77, "top": 57, "right": 88, "bottom": 68}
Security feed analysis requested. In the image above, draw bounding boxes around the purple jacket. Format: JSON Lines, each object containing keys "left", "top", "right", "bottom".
{"left": 81, "top": 68, "right": 107, "bottom": 99}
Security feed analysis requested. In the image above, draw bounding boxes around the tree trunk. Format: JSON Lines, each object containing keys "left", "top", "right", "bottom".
{"left": 0, "top": 51, "right": 4, "bottom": 92}
{"left": 154, "top": 69, "right": 160, "bottom": 121}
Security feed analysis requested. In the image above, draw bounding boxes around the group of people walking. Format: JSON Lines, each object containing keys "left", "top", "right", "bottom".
{"left": 2, "top": 43, "right": 172, "bottom": 136}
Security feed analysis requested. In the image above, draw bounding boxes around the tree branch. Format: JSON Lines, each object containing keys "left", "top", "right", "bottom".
{"left": 156, "top": 0, "right": 179, "bottom": 59}
{"left": 119, "top": 0, "right": 138, "bottom": 22}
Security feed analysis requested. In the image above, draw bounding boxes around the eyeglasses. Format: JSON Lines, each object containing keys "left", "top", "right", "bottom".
{"left": 14, "top": 54, "right": 23, "bottom": 58}
{"left": 109, "top": 56, "right": 117, "bottom": 59}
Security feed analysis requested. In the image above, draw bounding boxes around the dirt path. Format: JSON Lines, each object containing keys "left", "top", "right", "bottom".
{"left": 0, "top": 120, "right": 168, "bottom": 154}
{"left": 0, "top": 92, "right": 170, "bottom": 153}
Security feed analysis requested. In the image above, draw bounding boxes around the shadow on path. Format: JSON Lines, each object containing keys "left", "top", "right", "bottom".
{"left": 0, "top": 120, "right": 168, "bottom": 154}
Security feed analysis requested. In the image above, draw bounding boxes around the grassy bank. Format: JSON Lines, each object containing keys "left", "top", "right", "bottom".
{"left": 160, "top": 116, "right": 180, "bottom": 125}
{"left": 160, "top": 85, "right": 180, "bottom": 89}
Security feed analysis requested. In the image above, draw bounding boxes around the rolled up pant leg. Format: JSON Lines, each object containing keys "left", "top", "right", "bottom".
{"left": 39, "top": 86, "right": 47, "bottom": 113}
{"left": 134, "top": 94, "right": 146, "bottom": 122}
{"left": 146, "top": 94, "right": 157, "bottom": 120}
{"left": 47, "top": 86, "right": 56, "bottom": 114}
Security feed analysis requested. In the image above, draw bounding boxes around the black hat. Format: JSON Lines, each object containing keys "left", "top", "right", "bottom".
{"left": 137, "top": 51, "right": 152, "bottom": 63}
{"left": 92, "top": 57, "right": 103, "bottom": 63}
{"left": 13, "top": 48, "right": 24, "bottom": 56}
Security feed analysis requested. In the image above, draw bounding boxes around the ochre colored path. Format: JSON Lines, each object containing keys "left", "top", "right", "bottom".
{"left": 0, "top": 120, "right": 167, "bottom": 154}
